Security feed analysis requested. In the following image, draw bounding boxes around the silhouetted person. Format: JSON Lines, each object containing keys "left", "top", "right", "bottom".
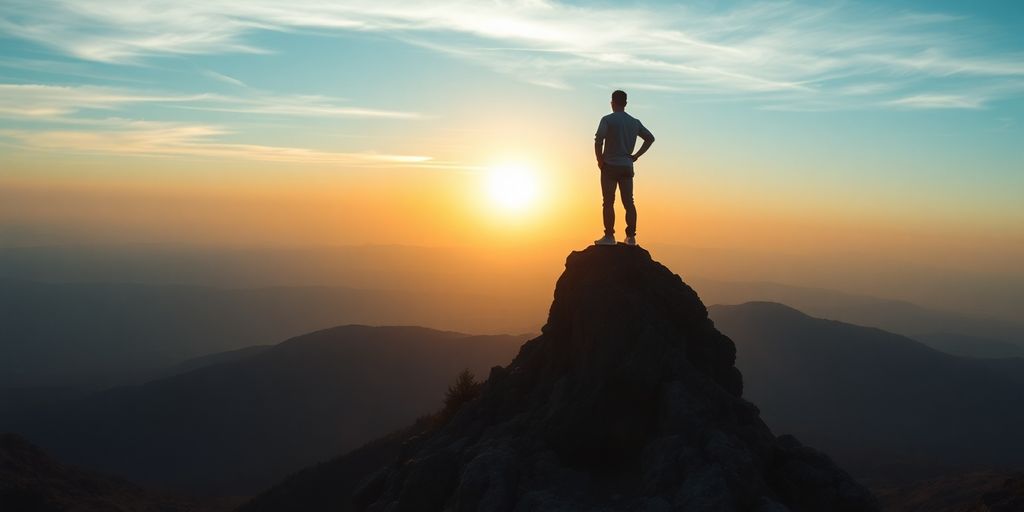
{"left": 594, "top": 89, "right": 654, "bottom": 246}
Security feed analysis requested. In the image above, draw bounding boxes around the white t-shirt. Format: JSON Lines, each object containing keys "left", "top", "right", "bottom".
{"left": 595, "top": 111, "right": 654, "bottom": 167}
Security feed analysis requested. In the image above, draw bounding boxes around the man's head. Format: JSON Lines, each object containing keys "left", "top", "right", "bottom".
{"left": 611, "top": 90, "right": 627, "bottom": 111}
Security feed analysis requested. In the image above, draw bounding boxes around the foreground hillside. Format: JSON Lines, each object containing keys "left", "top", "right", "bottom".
{"left": 0, "top": 433, "right": 233, "bottom": 512}
{"left": 7, "top": 326, "right": 526, "bottom": 494}
{"left": 244, "top": 245, "right": 877, "bottom": 511}
{"left": 873, "top": 471, "right": 1024, "bottom": 512}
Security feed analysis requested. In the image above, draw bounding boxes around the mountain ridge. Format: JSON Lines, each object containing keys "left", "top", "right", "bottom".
{"left": 6, "top": 326, "right": 527, "bottom": 494}
{"left": 710, "top": 301, "right": 1024, "bottom": 482}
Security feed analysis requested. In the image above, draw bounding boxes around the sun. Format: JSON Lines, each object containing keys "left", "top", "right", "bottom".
{"left": 486, "top": 163, "right": 540, "bottom": 212}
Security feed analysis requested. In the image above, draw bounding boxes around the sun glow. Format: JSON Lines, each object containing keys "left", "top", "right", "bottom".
{"left": 485, "top": 163, "right": 540, "bottom": 213}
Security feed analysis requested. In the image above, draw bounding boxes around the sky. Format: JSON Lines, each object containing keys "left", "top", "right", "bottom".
{"left": 1, "top": 1, "right": 1023, "bottom": 290}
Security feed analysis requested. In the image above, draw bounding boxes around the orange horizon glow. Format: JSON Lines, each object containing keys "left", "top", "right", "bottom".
{"left": 3, "top": 156, "right": 1020, "bottom": 274}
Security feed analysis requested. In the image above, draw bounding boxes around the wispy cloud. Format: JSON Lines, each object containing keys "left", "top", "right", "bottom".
{"left": 0, "top": 120, "right": 432, "bottom": 165}
{"left": 885, "top": 94, "right": 985, "bottom": 110}
{"left": 0, "top": 83, "right": 206, "bottom": 118}
{"left": 2, "top": 1, "right": 1022, "bottom": 109}
{"left": 204, "top": 70, "right": 246, "bottom": 87}
{"left": 0, "top": 83, "right": 429, "bottom": 165}
{"left": 181, "top": 96, "right": 423, "bottom": 119}
{"left": 0, "top": 83, "right": 421, "bottom": 120}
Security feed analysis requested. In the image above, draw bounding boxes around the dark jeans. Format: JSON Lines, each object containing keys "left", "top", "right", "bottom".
{"left": 601, "top": 164, "right": 636, "bottom": 237}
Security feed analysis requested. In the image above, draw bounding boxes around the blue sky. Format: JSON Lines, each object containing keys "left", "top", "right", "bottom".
{"left": 1, "top": 0, "right": 1023, "bottom": 233}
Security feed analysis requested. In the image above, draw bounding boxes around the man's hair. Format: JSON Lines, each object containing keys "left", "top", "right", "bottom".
{"left": 611, "top": 90, "right": 627, "bottom": 106}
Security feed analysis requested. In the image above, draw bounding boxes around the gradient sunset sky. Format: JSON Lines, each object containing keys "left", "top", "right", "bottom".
{"left": 1, "top": 1, "right": 1022, "bottom": 278}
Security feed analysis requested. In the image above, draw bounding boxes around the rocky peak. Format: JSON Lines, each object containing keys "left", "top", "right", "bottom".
{"left": 355, "top": 245, "right": 878, "bottom": 512}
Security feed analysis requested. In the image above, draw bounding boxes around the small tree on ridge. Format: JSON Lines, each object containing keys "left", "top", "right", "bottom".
{"left": 441, "top": 368, "right": 482, "bottom": 422}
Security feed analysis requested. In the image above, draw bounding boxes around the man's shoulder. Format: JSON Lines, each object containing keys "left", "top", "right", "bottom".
{"left": 601, "top": 111, "right": 637, "bottom": 122}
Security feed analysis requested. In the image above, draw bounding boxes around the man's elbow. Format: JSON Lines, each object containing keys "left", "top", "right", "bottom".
{"left": 645, "top": 135, "right": 656, "bottom": 143}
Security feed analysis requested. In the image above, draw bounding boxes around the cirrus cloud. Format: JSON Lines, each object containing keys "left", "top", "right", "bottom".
{"left": 0, "top": 119, "right": 432, "bottom": 165}
{"left": 1, "top": 1, "right": 1022, "bottom": 109}
{"left": 0, "top": 83, "right": 422, "bottom": 121}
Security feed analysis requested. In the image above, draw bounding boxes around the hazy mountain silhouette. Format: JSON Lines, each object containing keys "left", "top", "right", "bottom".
{"left": 0, "top": 433, "right": 232, "bottom": 512}
{"left": 0, "top": 279, "right": 536, "bottom": 392}
{"left": 245, "top": 246, "right": 877, "bottom": 511}
{"left": 6, "top": 243, "right": 1020, "bottom": 324}
{"left": 164, "top": 344, "right": 274, "bottom": 376}
{"left": 5, "top": 243, "right": 1021, "bottom": 374}
{"left": 5, "top": 326, "right": 527, "bottom": 494}
{"left": 6, "top": 259, "right": 1019, "bottom": 400}
{"left": 710, "top": 302, "right": 1024, "bottom": 481}
{"left": 693, "top": 277, "right": 1024, "bottom": 358}
{"left": 914, "top": 332, "right": 1024, "bottom": 359}
{"left": 652, "top": 244, "right": 1024, "bottom": 324}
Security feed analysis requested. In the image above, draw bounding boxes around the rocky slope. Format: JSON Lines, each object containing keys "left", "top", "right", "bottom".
{"left": 873, "top": 471, "right": 1024, "bottom": 512}
{"left": 252, "top": 245, "right": 878, "bottom": 511}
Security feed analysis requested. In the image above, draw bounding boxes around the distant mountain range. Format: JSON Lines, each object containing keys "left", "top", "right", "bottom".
{"left": 4, "top": 273, "right": 1021, "bottom": 398}
{"left": 240, "top": 300, "right": 1024, "bottom": 510}
{"left": 6, "top": 303, "right": 1024, "bottom": 497}
{"left": 5, "top": 243, "right": 1019, "bottom": 324}
{"left": 0, "top": 279, "right": 539, "bottom": 392}
{"left": 5, "top": 326, "right": 526, "bottom": 494}
{"left": 710, "top": 302, "right": 1024, "bottom": 482}
{"left": 4, "top": 246, "right": 1024, "bottom": 507}
{"left": 694, "top": 277, "right": 1024, "bottom": 358}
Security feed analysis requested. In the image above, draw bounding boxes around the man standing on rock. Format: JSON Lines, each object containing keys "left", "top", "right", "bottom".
{"left": 594, "top": 89, "right": 655, "bottom": 247}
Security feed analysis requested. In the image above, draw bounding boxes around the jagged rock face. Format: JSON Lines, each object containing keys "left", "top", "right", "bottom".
{"left": 357, "top": 246, "right": 878, "bottom": 512}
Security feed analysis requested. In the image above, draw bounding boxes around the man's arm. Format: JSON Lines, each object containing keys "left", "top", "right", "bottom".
{"left": 594, "top": 118, "right": 607, "bottom": 168}
{"left": 594, "top": 141, "right": 604, "bottom": 168}
{"left": 631, "top": 137, "right": 654, "bottom": 162}
{"left": 631, "top": 124, "right": 655, "bottom": 162}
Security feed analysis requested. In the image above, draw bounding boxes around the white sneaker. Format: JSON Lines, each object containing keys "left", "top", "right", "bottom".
{"left": 594, "top": 234, "right": 616, "bottom": 246}
{"left": 625, "top": 236, "right": 637, "bottom": 246}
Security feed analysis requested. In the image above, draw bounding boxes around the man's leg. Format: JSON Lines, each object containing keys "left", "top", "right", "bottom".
{"left": 619, "top": 171, "right": 636, "bottom": 237}
{"left": 600, "top": 170, "right": 617, "bottom": 236}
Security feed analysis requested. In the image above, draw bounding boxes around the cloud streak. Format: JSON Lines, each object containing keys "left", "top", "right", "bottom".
{"left": 885, "top": 94, "right": 984, "bottom": 110}
{"left": 0, "top": 83, "right": 428, "bottom": 165}
{"left": 204, "top": 70, "right": 246, "bottom": 87}
{"left": 2, "top": 1, "right": 1022, "bottom": 109}
{"left": 0, "top": 120, "right": 432, "bottom": 165}
{"left": 0, "top": 83, "right": 204, "bottom": 118}
{"left": 0, "top": 83, "right": 421, "bottom": 120}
